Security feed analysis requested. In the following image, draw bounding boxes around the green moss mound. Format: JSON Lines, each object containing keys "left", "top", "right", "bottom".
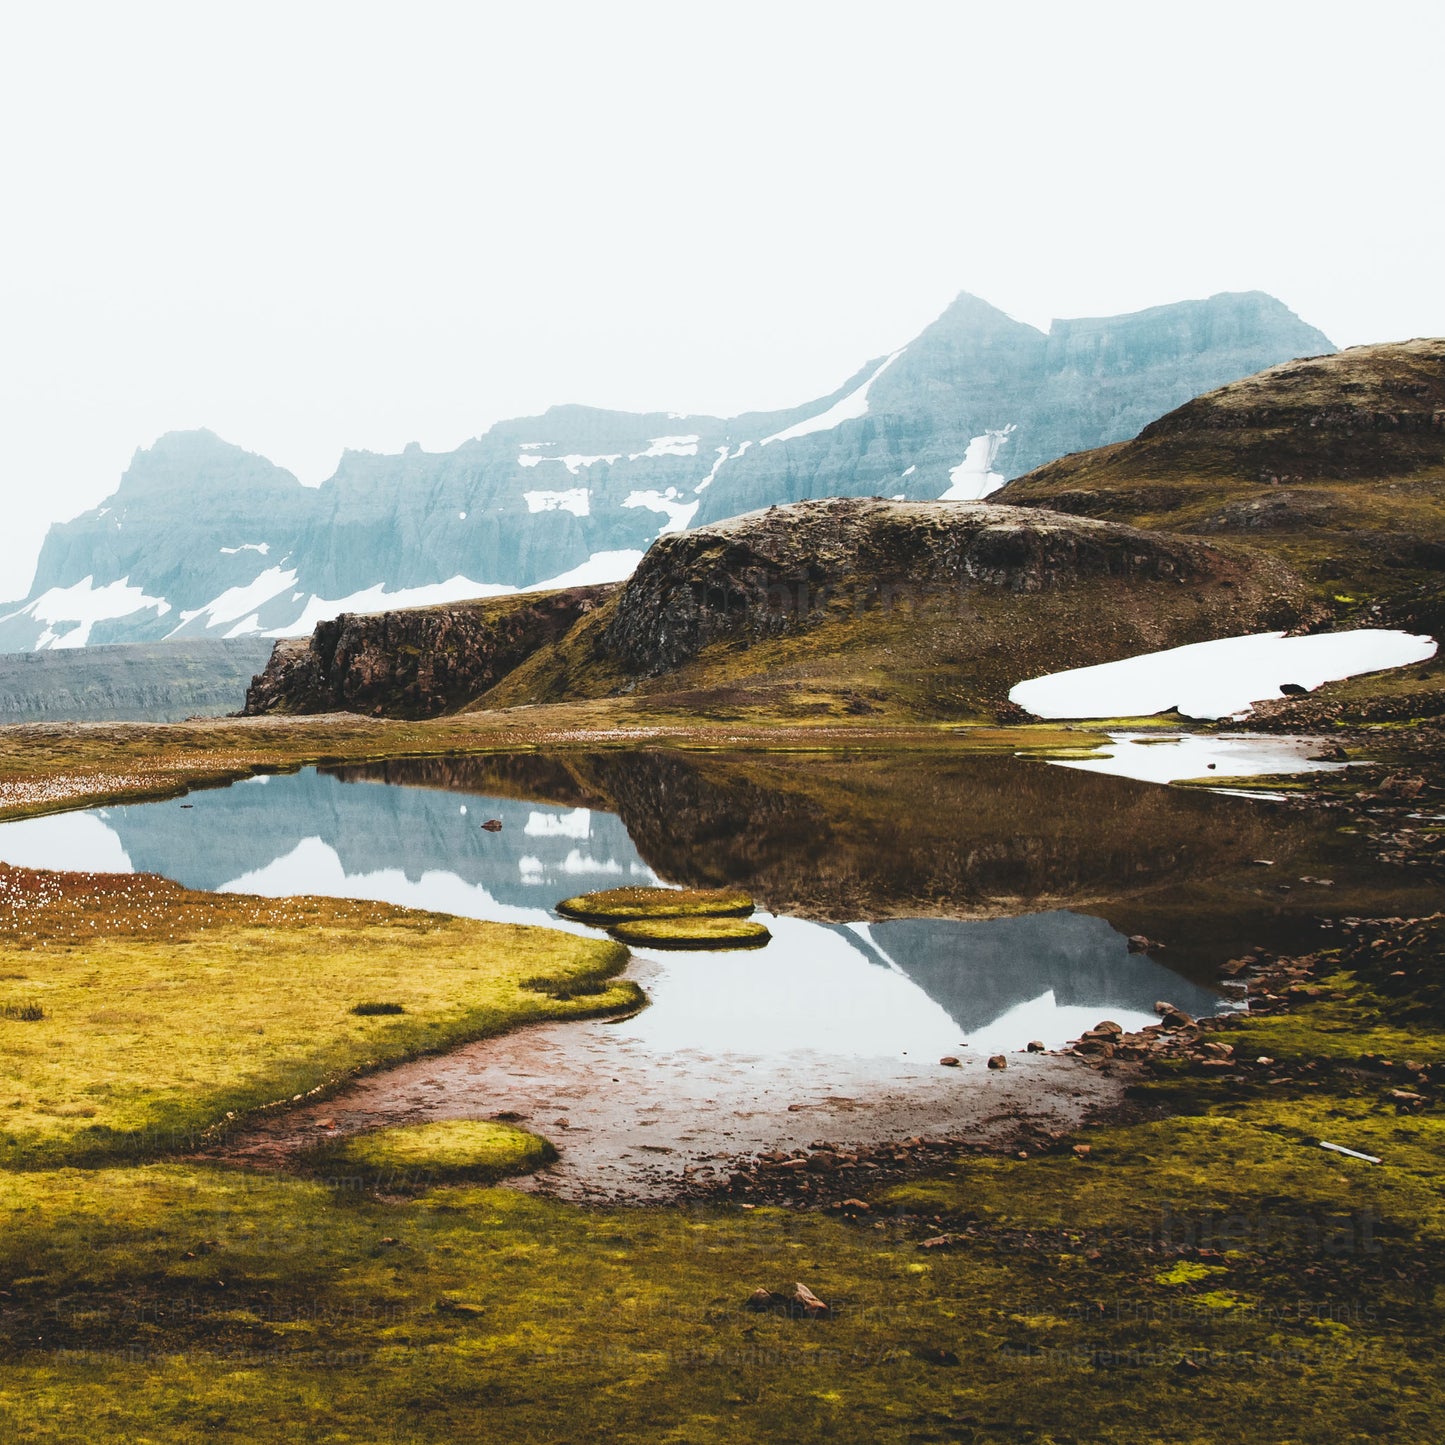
{"left": 326, "top": 1119, "right": 554, "bottom": 1184}
{"left": 555, "top": 885, "right": 754, "bottom": 925}
{"left": 608, "top": 916, "right": 772, "bottom": 950}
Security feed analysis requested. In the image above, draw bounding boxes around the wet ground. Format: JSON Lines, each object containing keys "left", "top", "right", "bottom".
{"left": 199, "top": 952, "right": 1122, "bottom": 1202}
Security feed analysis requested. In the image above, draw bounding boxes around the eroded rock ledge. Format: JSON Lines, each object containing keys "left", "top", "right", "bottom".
{"left": 243, "top": 585, "right": 615, "bottom": 718}
{"left": 600, "top": 497, "right": 1305, "bottom": 676}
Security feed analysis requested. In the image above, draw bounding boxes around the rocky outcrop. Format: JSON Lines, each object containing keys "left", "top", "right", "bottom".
{"left": 599, "top": 497, "right": 1307, "bottom": 678}
{"left": 242, "top": 586, "right": 614, "bottom": 718}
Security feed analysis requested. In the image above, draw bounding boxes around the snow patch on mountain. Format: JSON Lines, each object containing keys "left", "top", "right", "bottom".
{"left": 219, "top": 542, "right": 270, "bottom": 556}
{"left": 525, "top": 549, "right": 644, "bottom": 590}
{"left": 628, "top": 434, "right": 700, "bottom": 460}
{"left": 623, "top": 488, "right": 699, "bottom": 535}
{"left": 170, "top": 566, "right": 299, "bottom": 636}
{"left": 3, "top": 576, "right": 172, "bottom": 650}
{"left": 694, "top": 442, "right": 750, "bottom": 494}
{"left": 524, "top": 488, "right": 591, "bottom": 517}
{"left": 940, "top": 426, "right": 1016, "bottom": 501}
{"left": 518, "top": 452, "right": 620, "bottom": 474}
{"left": 760, "top": 350, "right": 904, "bottom": 446}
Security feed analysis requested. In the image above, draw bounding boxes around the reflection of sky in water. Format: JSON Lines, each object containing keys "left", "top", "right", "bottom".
{"left": 1050, "top": 732, "right": 1350, "bottom": 785}
{"left": 0, "top": 768, "right": 1235, "bottom": 1053}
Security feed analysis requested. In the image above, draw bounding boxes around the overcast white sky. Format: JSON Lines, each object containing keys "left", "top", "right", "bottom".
{"left": 1, "top": 0, "right": 1442, "bottom": 598}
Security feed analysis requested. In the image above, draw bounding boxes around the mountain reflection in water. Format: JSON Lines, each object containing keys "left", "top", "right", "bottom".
{"left": 0, "top": 749, "right": 1300, "bottom": 1052}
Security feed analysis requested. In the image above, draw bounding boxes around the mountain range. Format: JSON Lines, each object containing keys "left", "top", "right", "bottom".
{"left": 0, "top": 290, "right": 1333, "bottom": 652}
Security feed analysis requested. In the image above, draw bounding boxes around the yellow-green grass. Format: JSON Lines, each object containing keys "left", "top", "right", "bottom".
{"left": 2, "top": 1058, "right": 1444, "bottom": 1441}
{"left": 609, "top": 916, "right": 772, "bottom": 950}
{"left": 555, "top": 885, "right": 755, "bottom": 924}
{"left": 320, "top": 1119, "right": 555, "bottom": 1185}
{"left": 0, "top": 864, "right": 637, "bottom": 1166}
{"left": 0, "top": 891, "right": 1443, "bottom": 1435}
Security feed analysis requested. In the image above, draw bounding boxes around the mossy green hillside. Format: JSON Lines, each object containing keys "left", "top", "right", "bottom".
{"left": 997, "top": 340, "right": 1445, "bottom": 639}
{"left": 0, "top": 864, "right": 636, "bottom": 1166}
{"left": 3, "top": 999, "right": 1444, "bottom": 1443}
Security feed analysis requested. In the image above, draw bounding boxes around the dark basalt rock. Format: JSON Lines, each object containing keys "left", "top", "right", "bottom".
{"left": 243, "top": 584, "right": 615, "bottom": 718}
{"left": 600, "top": 497, "right": 1302, "bottom": 677}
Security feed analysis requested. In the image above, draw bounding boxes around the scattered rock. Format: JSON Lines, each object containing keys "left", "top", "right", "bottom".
{"left": 790, "top": 1282, "right": 832, "bottom": 1318}
{"left": 481, "top": 819, "right": 504, "bottom": 832}
{"left": 1378, "top": 774, "right": 1426, "bottom": 800}
{"left": 1072, "top": 1144, "right": 1092, "bottom": 1159}
{"left": 761, "top": 1157, "right": 808, "bottom": 1174}
{"left": 915, "top": 1345, "right": 961, "bottom": 1367}
{"left": 1388, "top": 1090, "right": 1426, "bottom": 1110}
{"left": 987, "top": 1054, "right": 1007, "bottom": 1070}
{"left": 1026, "top": 1040, "right": 1046, "bottom": 1053}
{"left": 1127, "top": 936, "right": 1164, "bottom": 953}
{"left": 939, "top": 1056, "right": 961, "bottom": 1067}
{"left": 435, "top": 1298, "right": 486, "bottom": 1317}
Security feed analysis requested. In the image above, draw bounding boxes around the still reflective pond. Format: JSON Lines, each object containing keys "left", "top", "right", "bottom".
{"left": 0, "top": 749, "right": 1298, "bottom": 1058}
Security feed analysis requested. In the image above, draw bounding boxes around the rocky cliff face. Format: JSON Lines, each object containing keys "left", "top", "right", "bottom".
{"left": 690, "top": 290, "right": 1333, "bottom": 525}
{"left": 0, "top": 290, "right": 1331, "bottom": 651}
{"left": 243, "top": 586, "right": 614, "bottom": 718}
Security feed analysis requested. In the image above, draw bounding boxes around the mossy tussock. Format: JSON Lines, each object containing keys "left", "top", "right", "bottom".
{"left": 609, "top": 915, "right": 773, "bottom": 950}
{"left": 554, "top": 885, "right": 755, "bottom": 925}
{"left": 317, "top": 1119, "right": 555, "bottom": 1186}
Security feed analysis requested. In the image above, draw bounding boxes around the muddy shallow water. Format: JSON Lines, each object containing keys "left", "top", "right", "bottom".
{"left": 0, "top": 739, "right": 1378, "bottom": 1197}
{"left": 202, "top": 969, "right": 1121, "bottom": 1203}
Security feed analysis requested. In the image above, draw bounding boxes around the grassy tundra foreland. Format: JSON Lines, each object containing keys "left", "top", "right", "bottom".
{"left": 0, "top": 713, "right": 1442, "bottom": 1441}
